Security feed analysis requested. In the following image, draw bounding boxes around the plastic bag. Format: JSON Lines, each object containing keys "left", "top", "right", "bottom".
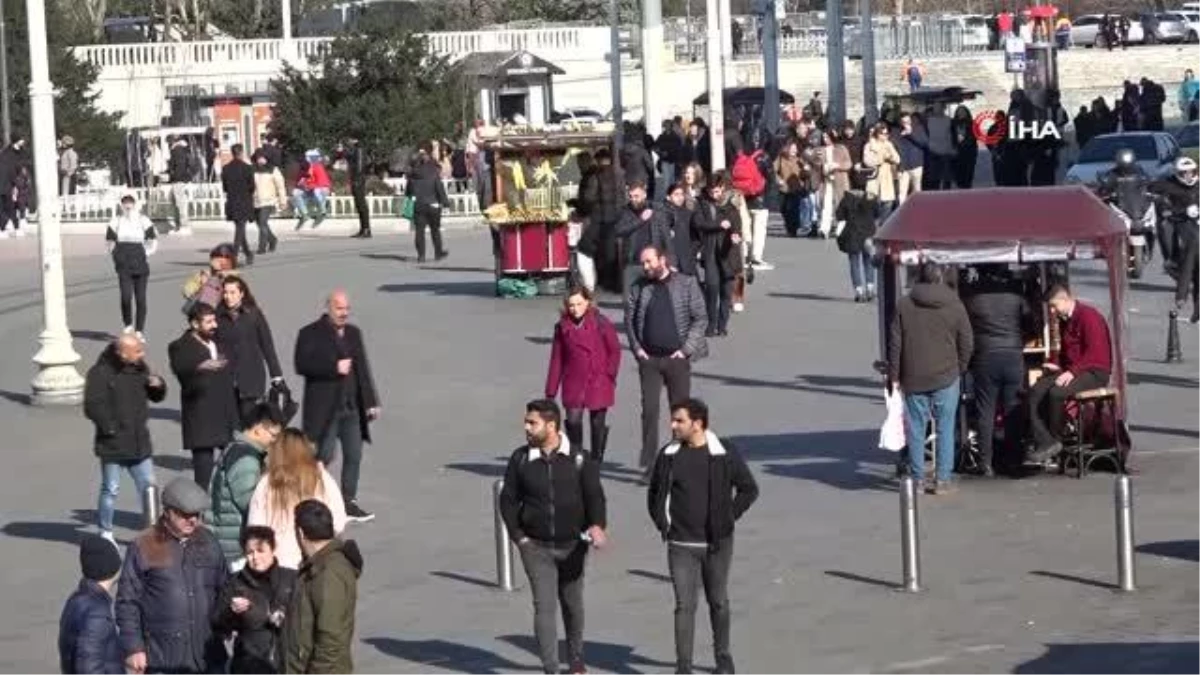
{"left": 879, "top": 386, "right": 906, "bottom": 452}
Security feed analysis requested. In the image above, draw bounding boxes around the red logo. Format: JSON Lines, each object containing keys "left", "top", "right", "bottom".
{"left": 972, "top": 111, "right": 1007, "bottom": 147}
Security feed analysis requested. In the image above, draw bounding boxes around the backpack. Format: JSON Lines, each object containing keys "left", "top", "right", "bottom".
{"left": 731, "top": 151, "right": 766, "bottom": 198}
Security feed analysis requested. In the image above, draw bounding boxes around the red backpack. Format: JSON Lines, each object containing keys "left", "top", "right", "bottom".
{"left": 731, "top": 151, "right": 766, "bottom": 198}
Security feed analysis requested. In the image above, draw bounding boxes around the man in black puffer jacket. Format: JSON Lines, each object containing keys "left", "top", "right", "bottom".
{"left": 615, "top": 181, "right": 673, "bottom": 291}
{"left": 59, "top": 535, "right": 125, "bottom": 674}
{"left": 83, "top": 334, "right": 168, "bottom": 540}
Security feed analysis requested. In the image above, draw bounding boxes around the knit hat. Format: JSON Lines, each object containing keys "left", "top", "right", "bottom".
{"left": 160, "top": 477, "right": 209, "bottom": 515}
{"left": 79, "top": 535, "right": 122, "bottom": 581}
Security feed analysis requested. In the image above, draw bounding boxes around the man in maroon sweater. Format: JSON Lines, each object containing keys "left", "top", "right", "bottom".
{"left": 1028, "top": 284, "right": 1113, "bottom": 462}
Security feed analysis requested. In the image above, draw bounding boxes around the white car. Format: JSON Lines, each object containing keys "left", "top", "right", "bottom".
{"left": 1065, "top": 132, "right": 1180, "bottom": 186}
{"left": 550, "top": 108, "right": 605, "bottom": 125}
{"left": 1070, "top": 14, "right": 1145, "bottom": 47}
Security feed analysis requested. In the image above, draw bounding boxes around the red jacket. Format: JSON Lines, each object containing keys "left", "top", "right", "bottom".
{"left": 299, "top": 163, "right": 332, "bottom": 191}
{"left": 1056, "top": 301, "right": 1113, "bottom": 376}
{"left": 545, "top": 309, "right": 621, "bottom": 411}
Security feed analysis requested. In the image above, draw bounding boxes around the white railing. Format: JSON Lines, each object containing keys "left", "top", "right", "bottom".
{"left": 75, "top": 27, "right": 612, "bottom": 71}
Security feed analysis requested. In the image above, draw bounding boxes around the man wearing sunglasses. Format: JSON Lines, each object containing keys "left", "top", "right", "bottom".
{"left": 116, "top": 478, "right": 228, "bottom": 674}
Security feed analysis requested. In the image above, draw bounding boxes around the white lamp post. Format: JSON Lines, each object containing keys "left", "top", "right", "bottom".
{"left": 27, "top": 0, "right": 83, "bottom": 405}
{"left": 640, "top": 0, "right": 664, "bottom": 131}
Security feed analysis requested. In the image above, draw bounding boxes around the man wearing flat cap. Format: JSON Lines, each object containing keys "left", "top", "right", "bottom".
{"left": 116, "top": 478, "right": 228, "bottom": 674}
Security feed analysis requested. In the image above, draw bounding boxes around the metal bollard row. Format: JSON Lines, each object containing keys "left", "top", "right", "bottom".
{"left": 144, "top": 485, "right": 161, "bottom": 529}
{"left": 493, "top": 479, "right": 515, "bottom": 592}
{"left": 898, "top": 476, "right": 922, "bottom": 593}
{"left": 1114, "top": 474, "right": 1136, "bottom": 592}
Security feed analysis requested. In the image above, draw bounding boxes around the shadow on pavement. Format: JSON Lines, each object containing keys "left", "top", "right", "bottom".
{"left": 497, "top": 634, "right": 674, "bottom": 674}
{"left": 1128, "top": 371, "right": 1200, "bottom": 388}
{"left": 797, "top": 374, "right": 882, "bottom": 390}
{"left": 1137, "top": 539, "right": 1200, "bottom": 563}
{"left": 1028, "top": 569, "right": 1116, "bottom": 590}
{"left": 443, "top": 462, "right": 506, "bottom": 478}
{"left": 360, "top": 252, "right": 413, "bottom": 263}
{"left": 692, "top": 371, "right": 881, "bottom": 404}
{"left": 766, "top": 291, "right": 850, "bottom": 303}
{"left": 727, "top": 429, "right": 895, "bottom": 492}
{"left": 0, "top": 389, "right": 31, "bottom": 405}
{"left": 524, "top": 335, "right": 552, "bottom": 346}
{"left": 419, "top": 265, "right": 495, "bottom": 275}
{"left": 1130, "top": 423, "right": 1200, "bottom": 440}
{"left": 71, "top": 329, "right": 116, "bottom": 343}
{"left": 627, "top": 568, "right": 671, "bottom": 584}
{"left": 363, "top": 637, "right": 535, "bottom": 674}
{"left": 153, "top": 454, "right": 192, "bottom": 473}
{"left": 149, "top": 407, "right": 182, "bottom": 423}
{"left": 378, "top": 281, "right": 497, "bottom": 298}
{"left": 1014, "top": 641, "right": 1199, "bottom": 674}
{"left": 2, "top": 509, "right": 141, "bottom": 546}
{"left": 430, "top": 570, "right": 501, "bottom": 590}
{"left": 824, "top": 569, "right": 896, "bottom": 590}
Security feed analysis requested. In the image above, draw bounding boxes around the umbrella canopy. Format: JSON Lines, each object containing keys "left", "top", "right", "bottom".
{"left": 692, "top": 87, "right": 797, "bottom": 106}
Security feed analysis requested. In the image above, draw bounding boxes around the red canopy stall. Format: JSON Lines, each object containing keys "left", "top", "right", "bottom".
{"left": 873, "top": 187, "right": 1133, "bottom": 462}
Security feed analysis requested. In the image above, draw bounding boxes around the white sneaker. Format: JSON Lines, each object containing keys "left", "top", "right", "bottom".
{"left": 15, "top": 228, "right": 26, "bottom": 237}
{"left": 733, "top": 302, "right": 745, "bottom": 313}
{"left": 0, "top": 230, "right": 10, "bottom": 239}
{"left": 175, "top": 227, "right": 193, "bottom": 237}
{"left": 751, "top": 260, "right": 775, "bottom": 271}
{"left": 135, "top": 331, "right": 146, "bottom": 343}
{"left": 122, "top": 325, "right": 135, "bottom": 335}
{"left": 100, "top": 531, "right": 117, "bottom": 547}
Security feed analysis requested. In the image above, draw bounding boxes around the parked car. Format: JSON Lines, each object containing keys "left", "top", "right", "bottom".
{"left": 938, "top": 14, "right": 990, "bottom": 48}
{"left": 550, "top": 108, "right": 605, "bottom": 125}
{"left": 1065, "top": 131, "right": 1180, "bottom": 186}
{"left": 1176, "top": 122, "right": 1199, "bottom": 163}
{"left": 1144, "top": 12, "right": 1194, "bottom": 43}
{"left": 1070, "top": 14, "right": 1145, "bottom": 47}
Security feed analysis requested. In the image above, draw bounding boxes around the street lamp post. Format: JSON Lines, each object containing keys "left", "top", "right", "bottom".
{"left": 26, "top": 0, "right": 83, "bottom": 405}
{"left": 609, "top": 0, "right": 624, "bottom": 157}
{"left": 705, "top": 0, "right": 725, "bottom": 172}
{"left": 641, "top": 0, "right": 664, "bottom": 131}
{"left": 1, "top": 0, "right": 11, "bottom": 146}
{"left": 280, "top": 0, "right": 294, "bottom": 63}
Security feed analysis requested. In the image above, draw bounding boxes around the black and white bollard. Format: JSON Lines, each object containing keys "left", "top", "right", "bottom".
{"left": 899, "top": 476, "right": 922, "bottom": 593}
{"left": 493, "top": 479, "right": 515, "bottom": 592}
{"left": 1114, "top": 475, "right": 1137, "bottom": 592}
{"left": 144, "top": 485, "right": 161, "bottom": 529}
{"left": 1165, "top": 310, "right": 1183, "bottom": 363}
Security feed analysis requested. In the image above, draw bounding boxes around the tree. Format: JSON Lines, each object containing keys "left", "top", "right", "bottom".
{"left": 268, "top": 25, "right": 469, "bottom": 163}
{"left": 4, "top": 0, "right": 124, "bottom": 166}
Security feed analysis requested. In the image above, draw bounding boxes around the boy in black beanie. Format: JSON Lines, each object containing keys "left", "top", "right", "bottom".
{"left": 58, "top": 535, "right": 123, "bottom": 674}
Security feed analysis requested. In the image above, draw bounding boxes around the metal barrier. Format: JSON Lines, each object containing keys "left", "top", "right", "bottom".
{"left": 493, "top": 479, "right": 515, "bottom": 591}
{"left": 145, "top": 485, "right": 161, "bottom": 529}
{"left": 898, "top": 476, "right": 922, "bottom": 593}
{"left": 1114, "top": 475, "right": 1136, "bottom": 592}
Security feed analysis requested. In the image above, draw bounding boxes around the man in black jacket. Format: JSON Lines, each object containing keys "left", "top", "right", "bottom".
{"left": 222, "top": 144, "right": 257, "bottom": 265}
{"left": 405, "top": 144, "right": 450, "bottom": 262}
{"left": 345, "top": 136, "right": 372, "bottom": 239}
{"left": 167, "top": 137, "right": 196, "bottom": 234}
{"left": 169, "top": 303, "right": 238, "bottom": 491}
{"left": 499, "top": 399, "right": 607, "bottom": 675}
{"left": 647, "top": 398, "right": 758, "bottom": 675}
{"left": 615, "top": 181, "right": 672, "bottom": 292}
{"left": 294, "top": 290, "right": 380, "bottom": 522}
{"left": 83, "top": 334, "right": 167, "bottom": 541}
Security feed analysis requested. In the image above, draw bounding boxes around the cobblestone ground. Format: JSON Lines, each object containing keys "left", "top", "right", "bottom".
{"left": 0, "top": 221, "right": 1195, "bottom": 673}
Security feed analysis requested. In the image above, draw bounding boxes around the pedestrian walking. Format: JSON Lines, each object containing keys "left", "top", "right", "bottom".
{"left": 406, "top": 143, "right": 451, "bottom": 262}
{"left": 647, "top": 398, "right": 758, "bottom": 675}
{"left": 664, "top": 182, "right": 701, "bottom": 277}
{"left": 281, "top": 500, "right": 363, "bottom": 674}
{"left": 616, "top": 181, "right": 673, "bottom": 292}
{"left": 205, "top": 402, "right": 284, "bottom": 566}
{"left": 694, "top": 174, "right": 742, "bottom": 337}
{"left": 499, "top": 399, "right": 608, "bottom": 675}
{"left": 222, "top": 143, "right": 257, "bottom": 266}
{"left": 887, "top": 263, "right": 973, "bottom": 495}
{"left": 167, "top": 137, "right": 197, "bottom": 235}
{"left": 83, "top": 334, "right": 167, "bottom": 543}
{"left": 182, "top": 244, "right": 239, "bottom": 316}
{"left": 545, "top": 287, "right": 621, "bottom": 463}
{"left": 834, "top": 189, "right": 879, "bottom": 302}
{"left": 345, "top": 136, "right": 372, "bottom": 239}
{"left": 116, "top": 478, "right": 228, "bottom": 675}
{"left": 625, "top": 244, "right": 709, "bottom": 474}
{"left": 252, "top": 150, "right": 285, "bottom": 254}
{"left": 105, "top": 194, "right": 157, "bottom": 340}
{"left": 58, "top": 535, "right": 124, "bottom": 674}
{"left": 217, "top": 276, "right": 284, "bottom": 423}
{"left": 892, "top": 114, "right": 925, "bottom": 205}
{"left": 294, "top": 290, "right": 380, "bottom": 522}
{"left": 950, "top": 106, "right": 978, "bottom": 189}
{"left": 0, "top": 138, "right": 26, "bottom": 239}
{"left": 864, "top": 124, "right": 900, "bottom": 222}
{"left": 59, "top": 135, "right": 79, "bottom": 196}
{"left": 729, "top": 138, "right": 771, "bottom": 270}
{"left": 774, "top": 140, "right": 806, "bottom": 237}
{"left": 169, "top": 303, "right": 238, "bottom": 491}
{"left": 11, "top": 164, "right": 31, "bottom": 236}
{"left": 212, "top": 526, "right": 297, "bottom": 674}
{"left": 248, "top": 428, "right": 347, "bottom": 570}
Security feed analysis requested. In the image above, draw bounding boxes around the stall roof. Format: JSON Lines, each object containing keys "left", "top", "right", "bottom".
{"left": 458, "top": 50, "right": 565, "bottom": 78}
{"left": 874, "top": 187, "right": 1126, "bottom": 245}
{"left": 692, "top": 87, "right": 797, "bottom": 106}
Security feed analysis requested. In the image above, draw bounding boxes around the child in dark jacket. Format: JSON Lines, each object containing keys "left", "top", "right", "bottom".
{"left": 212, "top": 526, "right": 297, "bottom": 674}
{"left": 58, "top": 535, "right": 124, "bottom": 674}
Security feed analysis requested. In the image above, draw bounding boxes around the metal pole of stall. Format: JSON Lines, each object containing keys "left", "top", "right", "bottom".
{"left": 144, "top": 485, "right": 161, "bottom": 529}
{"left": 493, "top": 479, "right": 515, "bottom": 592}
{"left": 825, "top": 0, "right": 846, "bottom": 126}
{"left": 861, "top": 0, "right": 879, "bottom": 127}
{"left": 1114, "top": 475, "right": 1136, "bottom": 592}
{"left": 761, "top": 0, "right": 780, "bottom": 136}
{"left": 899, "top": 476, "right": 922, "bottom": 592}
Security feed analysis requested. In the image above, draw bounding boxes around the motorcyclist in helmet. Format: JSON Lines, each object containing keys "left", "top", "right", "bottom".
{"left": 1097, "top": 147, "right": 1155, "bottom": 252}
{"left": 1153, "top": 156, "right": 1200, "bottom": 321}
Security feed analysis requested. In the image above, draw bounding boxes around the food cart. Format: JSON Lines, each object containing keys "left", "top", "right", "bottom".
{"left": 477, "top": 123, "right": 614, "bottom": 296}
{"left": 873, "top": 187, "right": 1133, "bottom": 475}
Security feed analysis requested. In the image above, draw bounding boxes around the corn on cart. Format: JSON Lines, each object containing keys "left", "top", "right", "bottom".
{"left": 478, "top": 124, "right": 614, "bottom": 296}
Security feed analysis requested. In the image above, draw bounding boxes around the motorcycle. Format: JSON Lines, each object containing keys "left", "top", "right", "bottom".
{"left": 1104, "top": 197, "right": 1156, "bottom": 280}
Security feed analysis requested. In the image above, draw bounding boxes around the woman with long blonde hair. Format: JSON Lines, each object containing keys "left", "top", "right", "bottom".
{"left": 247, "top": 428, "right": 346, "bottom": 568}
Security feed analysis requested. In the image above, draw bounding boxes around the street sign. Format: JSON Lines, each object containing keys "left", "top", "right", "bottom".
{"left": 1004, "top": 36, "right": 1026, "bottom": 73}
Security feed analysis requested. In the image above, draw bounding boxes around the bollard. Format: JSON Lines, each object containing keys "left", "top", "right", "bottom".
{"left": 1165, "top": 310, "right": 1183, "bottom": 363}
{"left": 1114, "top": 475, "right": 1137, "bottom": 592}
{"left": 898, "top": 476, "right": 922, "bottom": 593}
{"left": 493, "top": 479, "right": 515, "bottom": 592}
{"left": 144, "top": 485, "right": 161, "bottom": 529}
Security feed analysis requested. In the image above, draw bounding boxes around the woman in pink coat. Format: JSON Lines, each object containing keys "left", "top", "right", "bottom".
{"left": 545, "top": 287, "right": 622, "bottom": 462}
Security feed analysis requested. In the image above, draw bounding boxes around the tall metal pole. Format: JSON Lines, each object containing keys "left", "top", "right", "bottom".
{"left": 705, "top": 0, "right": 726, "bottom": 172}
{"left": 761, "top": 0, "right": 780, "bottom": 135}
{"left": 26, "top": 0, "right": 83, "bottom": 405}
{"left": 718, "top": 0, "right": 735, "bottom": 85}
{"left": 861, "top": 0, "right": 879, "bottom": 127}
{"left": 642, "top": 0, "right": 665, "bottom": 130}
{"left": 609, "top": 0, "right": 624, "bottom": 156}
{"left": 826, "top": 0, "right": 847, "bottom": 126}
{"left": 280, "top": 0, "right": 294, "bottom": 63}
{"left": 0, "top": 0, "right": 11, "bottom": 146}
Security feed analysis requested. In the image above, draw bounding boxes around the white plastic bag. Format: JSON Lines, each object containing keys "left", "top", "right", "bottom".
{"left": 879, "top": 386, "right": 906, "bottom": 452}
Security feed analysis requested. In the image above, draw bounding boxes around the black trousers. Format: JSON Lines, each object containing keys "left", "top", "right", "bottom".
{"left": 564, "top": 408, "right": 608, "bottom": 453}
{"left": 638, "top": 356, "right": 691, "bottom": 468}
{"left": 352, "top": 185, "right": 370, "bottom": 233}
{"left": 413, "top": 203, "right": 445, "bottom": 260}
{"left": 953, "top": 151, "right": 977, "bottom": 189}
{"left": 702, "top": 261, "right": 734, "bottom": 333}
{"left": 192, "top": 447, "right": 216, "bottom": 492}
{"left": 971, "top": 350, "right": 1024, "bottom": 469}
{"left": 254, "top": 207, "right": 278, "bottom": 253}
{"left": 117, "top": 272, "right": 148, "bottom": 331}
{"left": 1028, "top": 369, "right": 1110, "bottom": 449}
{"left": 233, "top": 219, "right": 253, "bottom": 262}
{"left": 0, "top": 196, "right": 14, "bottom": 232}
{"left": 1175, "top": 235, "right": 1198, "bottom": 308}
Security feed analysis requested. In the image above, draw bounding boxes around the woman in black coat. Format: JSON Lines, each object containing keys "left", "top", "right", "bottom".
{"left": 212, "top": 526, "right": 296, "bottom": 674}
{"left": 217, "top": 276, "right": 283, "bottom": 424}
{"left": 169, "top": 303, "right": 238, "bottom": 490}
{"left": 835, "top": 190, "right": 879, "bottom": 302}
{"left": 692, "top": 173, "right": 743, "bottom": 337}
{"left": 222, "top": 144, "right": 257, "bottom": 266}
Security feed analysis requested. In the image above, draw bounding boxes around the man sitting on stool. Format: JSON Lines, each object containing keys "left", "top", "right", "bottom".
{"left": 1027, "top": 283, "right": 1113, "bottom": 462}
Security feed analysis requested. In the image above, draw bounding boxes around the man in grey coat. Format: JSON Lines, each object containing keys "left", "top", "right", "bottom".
{"left": 625, "top": 244, "right": 708, "bottom": 476}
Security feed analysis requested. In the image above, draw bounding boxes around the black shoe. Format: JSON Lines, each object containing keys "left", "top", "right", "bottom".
{"left": 435, "top": 250, "right": 450, "bottom": 261}
{"left": 361, "top": 230, "right": 372, "bottom": 239}
{"left": 1027, "top": 441, "right": 1063, "bottom": 464}
{"left": 1191, "top": 310, "right": 1199, "bottom": 325}
{"left": 705, "top": 328, "right": 718, "bottom": 338}
{"left": 268, "top": 239, "right": 278, "bottom": 253}
{"left": 243, "top": 254, "right": 254, "bottom": 266}
{"left": 416, "top": 255, "right": 427, "bottom": 263}
{"left": 345, "top": 501, "right": 375, "bottom": 523}
{"left": 717, "top": 328, "right": 729, "bottom": 337}
{"left": 714, "top": 655, "right": 735, "bottom": 674}
{"left": 256, "top": 248, "right": 267, "bottom": 255}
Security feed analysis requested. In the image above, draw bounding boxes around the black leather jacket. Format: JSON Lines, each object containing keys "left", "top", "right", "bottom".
{"left": 1097, "top": 165, "right": 1152, "bottom": 220}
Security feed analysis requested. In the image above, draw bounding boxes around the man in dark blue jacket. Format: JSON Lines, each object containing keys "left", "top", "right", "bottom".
{"left": 59, "top": 535, "right": 124, "bottom": 674}
{"left": 893, "top": 114, "right": 927, "bottom": 205}
{"left": 117, "top": 478, "right": 227, "bottom": 674}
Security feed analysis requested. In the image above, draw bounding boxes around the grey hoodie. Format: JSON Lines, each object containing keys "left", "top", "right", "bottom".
{"left": 888, "top": 282, "right": 974, "bottom": 393}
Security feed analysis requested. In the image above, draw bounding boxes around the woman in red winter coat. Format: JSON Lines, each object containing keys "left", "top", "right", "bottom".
{"left": 545, "top": 287, "right": 621, "bottom": 462}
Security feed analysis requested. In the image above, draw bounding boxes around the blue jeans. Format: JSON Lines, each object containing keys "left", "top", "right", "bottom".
{"left": 98, "top": 457, "right": 155, "bottom": 533}
{"left": 847, "top": 250, "right": 876, "bottom": 290}
{"left": 291, "top": 188, "right": 329, "bottom": 216}
{"left": 904, "top": 379, "right": 961, "bottom": 482}
{"left": 797, "top": 193, "right": 814, "bottom": 234}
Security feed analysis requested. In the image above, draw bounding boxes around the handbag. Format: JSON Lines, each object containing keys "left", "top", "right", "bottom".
{"left": 268, "top": 380, "right": 299, "bottom": 425}
{"left": 879, "top": 386, "right": 906, "bottom": 452}
{"left": 401, "top": 196, "right": 415, "bottom": 220}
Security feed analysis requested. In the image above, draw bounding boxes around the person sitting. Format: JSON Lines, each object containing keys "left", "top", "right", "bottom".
{"left": 1027, "top": 284, "right": 1113, "bottom": 462}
